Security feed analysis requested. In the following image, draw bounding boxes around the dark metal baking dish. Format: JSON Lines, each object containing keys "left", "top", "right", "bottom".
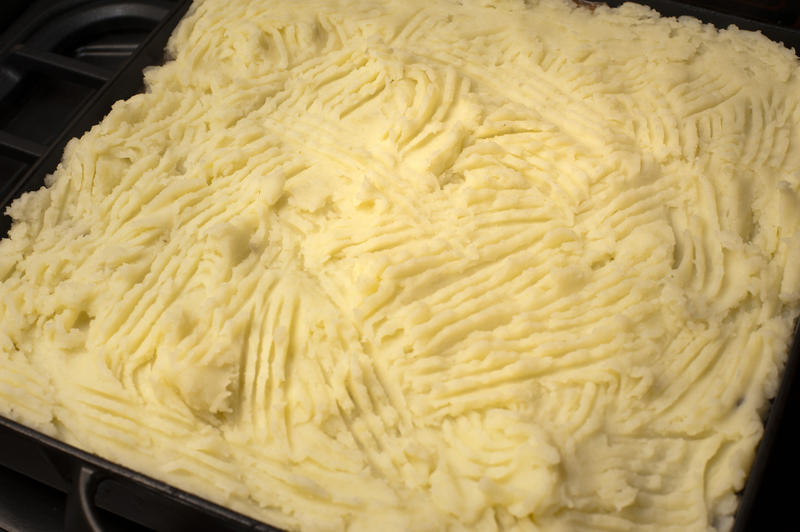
{"left": 0, "top": 0, "right": 798, "bottom": 531}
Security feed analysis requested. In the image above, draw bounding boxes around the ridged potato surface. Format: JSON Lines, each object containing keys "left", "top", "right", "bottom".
{"left": 1, "top": 0, "right": 800, "bottom": 530}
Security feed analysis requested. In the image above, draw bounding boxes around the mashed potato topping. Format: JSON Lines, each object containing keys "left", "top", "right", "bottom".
{"left": 1, "top": 0, "right": 799, "bottom": 530}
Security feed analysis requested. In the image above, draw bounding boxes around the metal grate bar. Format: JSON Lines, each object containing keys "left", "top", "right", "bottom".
{"left": 0, "top": 130, "right": 46, "bottom": 162}
{"left": 8, "top": 46, "right": 113, "bottom": 88}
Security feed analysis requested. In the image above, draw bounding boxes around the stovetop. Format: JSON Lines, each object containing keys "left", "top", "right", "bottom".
{"left": 0, "top": 1, "right": 798, "bottom": 531}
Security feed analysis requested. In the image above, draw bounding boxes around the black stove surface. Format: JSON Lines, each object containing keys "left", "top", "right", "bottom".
{"left": 0, "top": 1, "right": 798, "bottom": 531}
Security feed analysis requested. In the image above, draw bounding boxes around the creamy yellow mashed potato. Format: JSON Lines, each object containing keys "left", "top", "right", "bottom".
{"left": 1, "top": 0, "right": 799, "bottom": 530}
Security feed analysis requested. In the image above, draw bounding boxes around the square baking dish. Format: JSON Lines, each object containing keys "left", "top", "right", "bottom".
{"left": 0, "top": 1, "right": 797, "bottom": 530}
